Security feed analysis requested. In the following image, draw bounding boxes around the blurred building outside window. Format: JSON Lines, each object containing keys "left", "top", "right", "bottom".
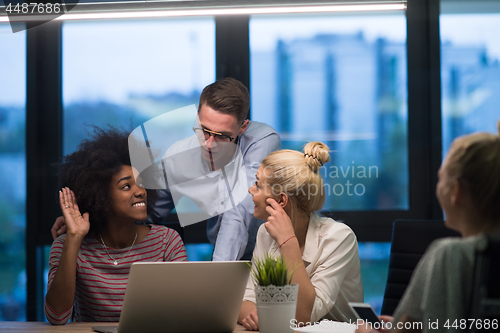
{"left": 440, "top": 11, "right": 500, "bottom": 156}
{"left": 250, "top": 12, "right": 406, "bottom": 313}
{"left": 0, "top": 24, "right": 27, "bottom": 321}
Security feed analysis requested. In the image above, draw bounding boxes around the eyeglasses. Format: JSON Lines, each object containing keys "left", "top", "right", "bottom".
{"left": 192, "top": 127, "right": 235, "bottom": 143}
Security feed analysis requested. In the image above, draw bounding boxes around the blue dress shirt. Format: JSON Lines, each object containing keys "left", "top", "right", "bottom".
{"left": 146, "top": 120, "right": 281, "bottom": 261}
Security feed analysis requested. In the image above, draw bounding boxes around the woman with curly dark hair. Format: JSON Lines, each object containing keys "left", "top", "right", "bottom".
{"left": 44, "top": 127, "right": 187, "bottom": 325}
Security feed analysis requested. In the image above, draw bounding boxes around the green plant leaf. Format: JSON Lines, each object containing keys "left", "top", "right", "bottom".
{"left": 250, "top": 254, "right": 297, "bottom": 286}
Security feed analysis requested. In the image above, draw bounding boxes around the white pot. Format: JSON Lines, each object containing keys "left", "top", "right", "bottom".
{"left": 255, "top": 284, "right": 299, "bottom": 333}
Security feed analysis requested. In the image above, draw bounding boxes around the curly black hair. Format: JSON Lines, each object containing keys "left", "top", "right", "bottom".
{"left": 59, "top": 126, "right": 158, "bottom": 237}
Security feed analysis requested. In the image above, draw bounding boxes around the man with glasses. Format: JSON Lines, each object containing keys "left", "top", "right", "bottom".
{"left": 52, "top": 78, "right": 280, "bottom": 261}
{"left": 151, "top": 77, "right": 280, "bottom": 261}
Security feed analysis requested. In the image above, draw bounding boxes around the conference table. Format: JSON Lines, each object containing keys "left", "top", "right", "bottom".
{"left": 0, "top": 322, "right": 253, "bottom": 332}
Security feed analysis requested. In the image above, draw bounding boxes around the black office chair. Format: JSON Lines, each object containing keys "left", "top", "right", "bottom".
{"left": 380, "top": 219, "right": 460, "bottom": 316}
{"left": 469, "top": 234, "right": 500, "bottom": 333}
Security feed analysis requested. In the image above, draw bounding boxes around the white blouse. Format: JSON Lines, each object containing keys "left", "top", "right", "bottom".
{"left": 243, "top": 214, "right": 363, "bottom": 323}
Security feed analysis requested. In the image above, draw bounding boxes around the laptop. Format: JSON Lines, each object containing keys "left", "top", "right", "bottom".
{"left": 92, "top": 261, "right": 250, "bottom": 333}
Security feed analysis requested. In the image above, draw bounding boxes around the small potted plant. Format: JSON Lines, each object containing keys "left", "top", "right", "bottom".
{"left": 250, "top": 254, "right": 299, "bottom": 333}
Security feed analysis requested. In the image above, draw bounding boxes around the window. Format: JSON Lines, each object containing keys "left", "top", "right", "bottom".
{"left": 440, "top": 2, "right": 500, "bottom": 156}
{"left": 250, "top": 13, "right": 408, "bottom": 212}
{"left": 60, "top": 17, "right": 218, "bottom": 272}
{"left": 250, "top": 11, "right": 406, "bottom": 314}
{"left": 63, "top": 17, "right": 215, "bottom": 216}
{"left": 63, "top": 18, "right": 216, "bottom": 155}
{"left": 0, "top": 24, "right": 26, "bottom": 321}
{"left": 359, "top": 242, "right": 391, "bottom": 313}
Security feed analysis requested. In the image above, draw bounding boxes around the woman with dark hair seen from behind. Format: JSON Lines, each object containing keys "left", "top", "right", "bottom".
{"left": 44, "top": 127, "right": 187, "bottom": 325}
{"left": 239, "top": 141, "right": 363, "bottom": 330}
{"left": 357, "top": 120, "right": 500, "bottom": 333}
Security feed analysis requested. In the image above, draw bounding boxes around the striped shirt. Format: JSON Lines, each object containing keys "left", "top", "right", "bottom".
{"left": 44, "top": 225, "right": 187, "bottom": 324}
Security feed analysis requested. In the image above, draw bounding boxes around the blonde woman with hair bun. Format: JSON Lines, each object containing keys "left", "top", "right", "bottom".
{"left": 357, "top": 120, "right": 500, "bottom": 333}
{"left": 238, "top": 142, "right": 363, "bottom": 331}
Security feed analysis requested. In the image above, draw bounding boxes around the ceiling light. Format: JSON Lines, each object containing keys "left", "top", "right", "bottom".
{"left": 0, "top": 1, "right": 406, "bottom": 23}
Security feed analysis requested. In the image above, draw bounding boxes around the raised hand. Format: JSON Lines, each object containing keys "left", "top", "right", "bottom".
{"left": 59, "top": 187, "right": 90, "bottom": 239}
{"left": 264, "top": 198, "right": 295, "bottom": 245}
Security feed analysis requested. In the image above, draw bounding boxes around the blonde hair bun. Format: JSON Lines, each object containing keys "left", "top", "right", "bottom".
{"left": 262, "top": 142, "right": 330, "bottom": 213}
{"left": 304, "top": 141, "right": 330, "bottom": 172}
